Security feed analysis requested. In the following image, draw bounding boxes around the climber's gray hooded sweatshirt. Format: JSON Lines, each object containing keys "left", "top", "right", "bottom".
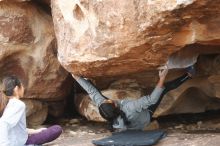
{"left": 75, "top": 77, "right": 164, "bottom": 130}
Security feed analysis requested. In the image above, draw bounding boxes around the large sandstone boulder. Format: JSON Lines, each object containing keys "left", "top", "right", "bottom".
{"left": 52, "top": 0, "right": 220, "bottom": 77}
{"left": 0, "top": 1, "right": 71, "bottom": 125}
{"left": 51, "top": 0, "right": 220, "bottom": 122}
{"left": 24, "top": 99, "right": 48, "bottom": 126}
{"left": 0, "top": 1, "right": 70, "bottom": 100}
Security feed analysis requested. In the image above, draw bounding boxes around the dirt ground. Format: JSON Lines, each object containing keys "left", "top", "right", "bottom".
{"left": 44, "top": 123, "right": 220, "bottom": 146}
{"left": 42, "top": 111, "right": 220, "bottom": 146}
{"left": 46, "top": 129, "right": 220, "bottom": 146}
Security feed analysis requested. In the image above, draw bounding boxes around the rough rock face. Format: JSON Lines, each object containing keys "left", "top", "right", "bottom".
{"left": 0, "top": 1, "right": 71, "bottom": 125}
{"left": 48, "top": 100, "right": 66, "bottom": 117}
{"left": 52, "top": 0, "right": 220, "bottom": 77}
{"left": 41, "top": 0, "right": 50, "bottom": 5}
{"left": 24, "top": 99, "right": 48, "bottom": 126}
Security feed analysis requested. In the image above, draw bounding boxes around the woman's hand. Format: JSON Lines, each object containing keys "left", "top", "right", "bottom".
{"left": 27, "top": 128, "right": 47, "bottom": 135}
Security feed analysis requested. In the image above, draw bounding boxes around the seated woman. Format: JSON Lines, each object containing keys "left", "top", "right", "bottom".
{"left": 0, "top": 76, "right": 62, "bottom": 146}
{"left": 72, "top": 66, "right": 195, "bottom": 131}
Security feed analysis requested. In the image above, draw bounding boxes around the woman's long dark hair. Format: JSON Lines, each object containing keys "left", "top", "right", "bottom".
{"left": 0, "top": 76, "right": 22, "bottom": 116}
{"left": 99, "top": 99, "right": 130, "bottom": 131}
{"left": 87, "top": 78, "right": 130, "bottom": 131}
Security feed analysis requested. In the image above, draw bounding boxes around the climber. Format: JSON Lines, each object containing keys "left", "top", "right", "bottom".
{"left": 0, "top": 76, "right": 63, "bottom": 146}
{"left": 72, "top": 65, "right": 196, "bottom": 131}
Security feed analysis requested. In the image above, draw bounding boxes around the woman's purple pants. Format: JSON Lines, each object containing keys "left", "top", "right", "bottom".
{"left": 25, "top": 125, "right": 62, "bottom": 145}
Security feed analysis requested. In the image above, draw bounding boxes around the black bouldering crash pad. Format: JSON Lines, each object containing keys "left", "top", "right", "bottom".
{"left": 92, "top": 130, "right": 166, "bottom": 146}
